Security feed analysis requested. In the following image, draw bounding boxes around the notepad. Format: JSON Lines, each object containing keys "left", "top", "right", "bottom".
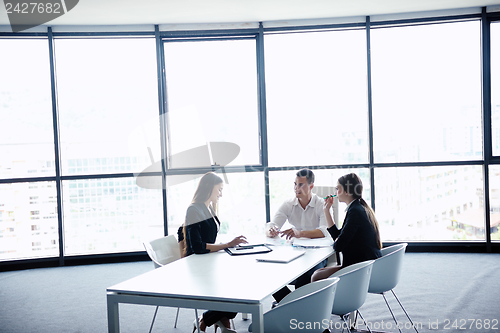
{"left": 225, "top": 244, "right": 272, "bottom": 256}
{"left": 255, "top": 248, "right": 306, "bottom": 263}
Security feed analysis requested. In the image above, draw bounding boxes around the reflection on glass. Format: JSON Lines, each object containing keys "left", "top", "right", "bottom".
{"left": 166, "top": 171, "right": 265, "bottom": 239}
{"left": 62, "top": 177, "right": 163, "bottom": 255}
{"left": 492, "top": 22, "right": 500, "bottom": 155}
{"left": 375, "top": 166, "right": 484, "bottom": 241}
{"left": 55, "top": 38, "right": 160, "bottom": 176}
{"left": 0, "top": 182, "right": 59, "bottom": 261}
{"left": 371, "top": 21, "right": 482, "bottom": 163}
{"left": 269, "top": 168, "right": 370, "bottom": 227}
{"left": 488, "top": 166, "right": 500, "bottom": 242}
{"left": 265, "top": 30, "right": 369, "bottom": 167}
{"left": 0, "top": 39, "right": 55, "bottom": 179}
{"left": 164, "top": 39, "right": 259, "bottom": 167}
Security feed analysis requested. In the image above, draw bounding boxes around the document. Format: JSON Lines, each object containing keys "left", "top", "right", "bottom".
{"left": 292, "top": 237, "right": 333, "bottom": 248}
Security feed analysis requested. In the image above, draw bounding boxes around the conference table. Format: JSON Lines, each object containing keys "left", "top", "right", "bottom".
{"left": 106, "top": 240, "right": 335, "bottom": 333}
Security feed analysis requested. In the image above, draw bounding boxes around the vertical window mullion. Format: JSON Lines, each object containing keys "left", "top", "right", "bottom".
{"left": 48, "top": 27, "right": 65, "bottom": 265}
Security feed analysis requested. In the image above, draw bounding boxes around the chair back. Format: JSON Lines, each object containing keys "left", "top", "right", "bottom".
{"left": 143, "top": 235, "right": 181, "bottom": 269}
{"left": 368, "top": 243, "right": 407, "bottom": 294}
{"left": 330, "top": 260, "right": 374, "bottom": 316}
{"left": 262, "top": 277, "right": 340, "bottom": 332}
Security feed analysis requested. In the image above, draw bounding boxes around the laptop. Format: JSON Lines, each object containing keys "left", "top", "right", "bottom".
{"left": 255, "top": 248, "right": 306, "bottom": 263}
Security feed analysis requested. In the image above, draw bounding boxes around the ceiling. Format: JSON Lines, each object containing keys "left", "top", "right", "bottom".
{"left": 1, "top": 0, "right": 500, "bottom": 27}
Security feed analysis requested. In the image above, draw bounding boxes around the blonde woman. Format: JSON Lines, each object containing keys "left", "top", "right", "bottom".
{"left": 183, "top": 172, "right": 247, "bottom": 333}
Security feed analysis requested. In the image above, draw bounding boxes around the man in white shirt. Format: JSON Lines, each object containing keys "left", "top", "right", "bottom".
{"left": 266, "top": 169, "right": 329, "bottom": 240}
{"left": 266, "top": 169, "right": 330, "bottom": 302}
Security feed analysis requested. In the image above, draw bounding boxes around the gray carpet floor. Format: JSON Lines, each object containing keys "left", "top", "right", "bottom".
{"left": 1, "top": 252, "right": 499, "bottom": 333}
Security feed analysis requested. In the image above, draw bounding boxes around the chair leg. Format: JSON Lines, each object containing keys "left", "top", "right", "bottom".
{"left": 391, "top": 289, "right": 419, "bottom": 333}
{"left": 174, "top": 307, "right": 180, "bottom": 328}
{"left": 194, "top": 309, "right": 200, "bottom": 333}
{"left": 355, "top": 310, "right": 372, "bottom": 333}
{"left": 340, "top": 314, "right": 351, "bottom": 333}
{"left": 149, "top": 306, "right": 159, "bottom": 333}
{"left": 382, "top": 292, "right": 403, "bottom": 333}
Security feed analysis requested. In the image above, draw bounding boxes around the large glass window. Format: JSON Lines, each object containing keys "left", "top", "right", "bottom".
{"left": 62, "top": 177, "right": 163, "bottom": 255}
{"left": 55, "top": 38, "right": 161, "bottom": 176}
{"left": 0, "top": 182, "right": 59, "bottom": 261}
{"left": 489, "top": 166, "right": 500, "bottom": 242}
{"left": 375, "top": 165, "right": 484, "bottom": 241}
{"left": 371, "top": 21, "right": 482, "bottom": 163}
{"left": 166, "top": 171, "right": 265, "bottom": 241}
{"left": 0, "top": 39, "right": 55, "bottom": 179}
{"left": 492, "top": 22, "right": 500, "bottom": 155}
{"left": 163, "top": 39, "right": 259, "bottom": 167}
{"left": 265, "top": 30, "right": 369, "bottom": 167}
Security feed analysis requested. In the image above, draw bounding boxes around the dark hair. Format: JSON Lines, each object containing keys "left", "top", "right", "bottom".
{"left": 296, "top": 168, "right": 315, "bottom": 184}
{"left": 338, "top": 173, "right": 382, "bottom": 249}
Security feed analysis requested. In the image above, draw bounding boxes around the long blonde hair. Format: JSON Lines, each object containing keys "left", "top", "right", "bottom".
{"left": 182, "top": 172, "right": 223, "bottom": 257}
{"left": 338, "top": 173, "right": 382, "bottom": 249}
{"left": 191, "top": 172, "right": 223, "bottom": 215}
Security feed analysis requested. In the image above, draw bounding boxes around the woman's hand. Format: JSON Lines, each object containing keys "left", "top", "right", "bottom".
{"left": 323, "top": 196, "right": 334, "bottom": 211}
{"left": 227, "top": 235, "right": 248, "bottom": 248}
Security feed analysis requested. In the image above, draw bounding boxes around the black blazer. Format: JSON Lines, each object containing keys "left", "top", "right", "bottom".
{"left": 184, "top": 203, "right": 220, "bottom": 256}
{"left": 327, "top": 199, "right": 381, "bottom": 268}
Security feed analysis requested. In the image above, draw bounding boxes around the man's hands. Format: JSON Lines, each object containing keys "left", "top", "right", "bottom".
{"left": 279, "top": 228, "right": 302, "bottom": 240}
{"left": 267, "top": 226, "right": 300, "bottom": 239}
{"left": 266, "top": 226, "right": 280, "bottom": 238}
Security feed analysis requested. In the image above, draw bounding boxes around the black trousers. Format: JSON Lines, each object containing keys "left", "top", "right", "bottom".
{"left": 272, "top": 259, "right": 328, "bottom": 303}
{"left": 202, "top": 310, "right": 237, "bottom": 327}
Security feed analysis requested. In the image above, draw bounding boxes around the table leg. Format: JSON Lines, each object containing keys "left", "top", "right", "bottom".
{"left": 107, "top": 294, "right": 120, "bottom": 333}
{"left": 251, "top": 304, "right": 264, "bottom": 333}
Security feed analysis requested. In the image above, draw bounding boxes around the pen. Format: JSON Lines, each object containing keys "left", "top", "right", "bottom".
{"left": 236, "top": 246, "right": 254, "bottom": 250}
{"left": 323, "top": 194, "right": 337, "bottom": 199}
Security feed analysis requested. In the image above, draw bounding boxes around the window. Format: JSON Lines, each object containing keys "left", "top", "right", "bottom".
{"left": 0, "top": 39, "right": 55, "bottom": 179}
{"left": 375, "top": 165, "right": 484, "bottom": 241}
{"left": 0, "top": 182, "right": 59, "bottom": 261}
{"left": 265, "top": 29, "right": 369, "bottom": 166}
{"left": 492, "top": 22, "right": 500, "bottom": 155}
{"left": 55, "top": 38, "right": 161, "bottom": 176}
{"left": 371, "top": 21, "right": 482, "bottom": 163}
{"left": 163, "top": 39, "right": 260, "bottom": 167}
{"left": 489, "top": 165, "right": 500, "bottom": 241}
{"left": 62, "top": 177, "right": 163, "bottom": 255}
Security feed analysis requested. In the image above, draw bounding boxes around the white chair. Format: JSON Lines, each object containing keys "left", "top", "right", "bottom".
{"left": 367, "top": 243, "right": 419, "bottom": 333}
{"left": 330, "top": 260, "right": 374, "bottom": 333}
{"left": 248, "top": 277, "right": 340, "bottom": 332}
{"left": 143, "top": 235, "right": 198, "bottom": 333}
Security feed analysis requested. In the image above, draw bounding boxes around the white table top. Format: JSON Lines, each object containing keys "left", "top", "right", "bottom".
{"left": 108, "top": 244, "right": 334, "bottom": 305}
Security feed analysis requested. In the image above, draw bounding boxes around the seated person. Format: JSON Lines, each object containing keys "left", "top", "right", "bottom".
{"left": 183, "top": 172, "right": 247, "bottom": 333}
{"left": 311, "top": 173, "right": 382, "bottom": 282}
{"left": 266, "top": 168, "right": 330, "bottom": 302}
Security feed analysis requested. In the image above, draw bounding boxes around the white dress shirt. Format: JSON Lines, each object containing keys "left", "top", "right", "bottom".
{"left": 267, "top": 193, "right": 329, "bottom": 238}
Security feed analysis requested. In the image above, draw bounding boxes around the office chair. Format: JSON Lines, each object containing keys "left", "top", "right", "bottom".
{"left": 367, "top": 243, "right": 418, "bottom": 333}
{"left": 248, "top": 277, "right": 340, "bottom": 332}
{"left": 143, "top": 235, "right": 198, "bottom": 333}
{"left": 330, "top": 260, "right": 375, "bottom": 333}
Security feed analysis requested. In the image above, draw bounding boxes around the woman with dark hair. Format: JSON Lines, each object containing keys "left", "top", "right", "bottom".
{"left": 311, "top": 173, "right": 382, "bottom": 282}
{"left": 183, "top": 172, "right": 247, "bottom": 333}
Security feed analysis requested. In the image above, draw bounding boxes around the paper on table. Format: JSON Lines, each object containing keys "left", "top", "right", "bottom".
{"left": 292, "top": 237, "right": 334, "bottom": 248}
